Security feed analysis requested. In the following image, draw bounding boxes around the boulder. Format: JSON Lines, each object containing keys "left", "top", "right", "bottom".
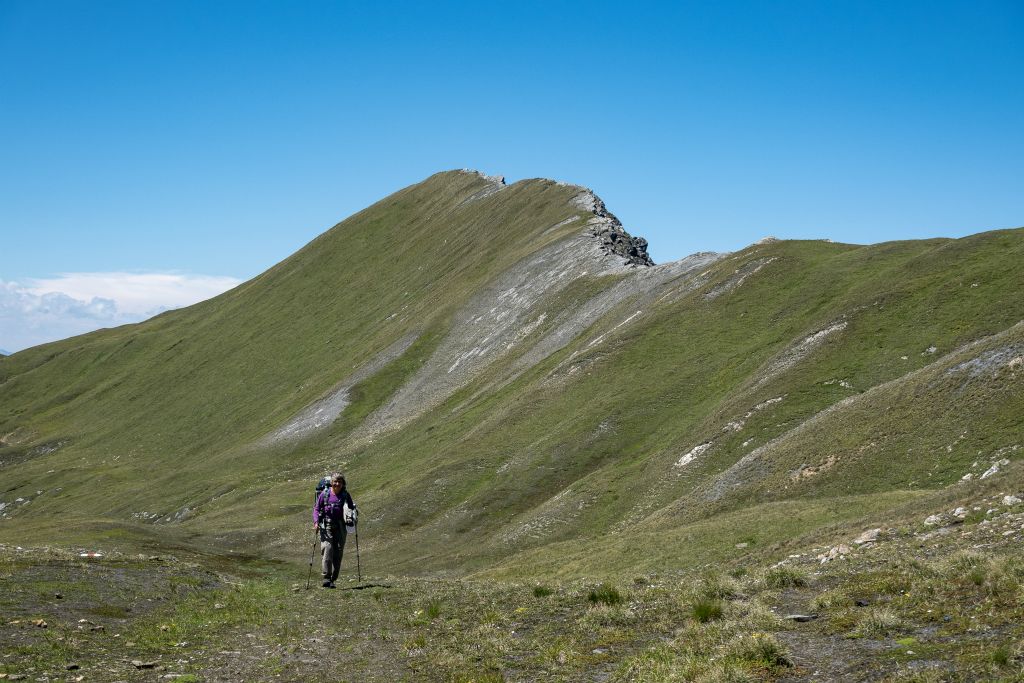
{"left": 981, "top": 459, "right": 1010, "bottom": 479}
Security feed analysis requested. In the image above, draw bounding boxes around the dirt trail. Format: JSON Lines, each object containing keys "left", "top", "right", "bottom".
{"left": 772, "top": 588, "right": 896, "bottom": 682}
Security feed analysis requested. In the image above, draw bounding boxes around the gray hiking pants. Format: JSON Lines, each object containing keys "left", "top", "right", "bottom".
{"left": 320, "top": 520, "right": 347, "bottom": 582}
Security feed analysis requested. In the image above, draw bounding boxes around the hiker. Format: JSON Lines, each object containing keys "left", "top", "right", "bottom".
{"left": 312, "top": 472, "right": 356, "bottom": 588}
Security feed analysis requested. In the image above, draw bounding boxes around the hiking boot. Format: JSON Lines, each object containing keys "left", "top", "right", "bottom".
{"left": 328, "top": 581, "right": 336, "bottom": 588}
{"left": 322, "top": 579, "right": 331, "bottom": 588}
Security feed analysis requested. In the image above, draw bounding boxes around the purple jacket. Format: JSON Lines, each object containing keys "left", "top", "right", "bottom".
{"left": 313, "top": 489, "right": 355, "bottom": 526}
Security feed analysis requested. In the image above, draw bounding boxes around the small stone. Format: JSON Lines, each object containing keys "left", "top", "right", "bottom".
{"left": 54, "top": 593, "right": 63, "bottom": 599}
{"left": 924, "top": 514, "right": 943, "bottom": 526}
{"left": 1002, "top": 495, "right": 1022, "bottom": 506}
{"left": 735, "top": 542, "right": 749, "bottom": 549}
{"left": 32, "top": 619, "right": 47, "bottom": 628}
{"left": 90, "top": 625, "right": 105, "bottom": 632}
{"left": 66, "top": 664, "right": 80, "bottom": 670}
{"left": 132, "top": 660, "right": 158, "bottom": 669}
{"left": 592, "top": 648, "right": 608, "bottom": 654}
{"left": 817, "top": 543, "right": 852, "bottom": 564}
{"left": 855, "top": 599, "right": 870, "bottom": 607}
{"left": 784, "top": 614, "right": 818, "bottom": 622}
{"left": 952, "top": 507, "right": 968, "bottom": 519}
{"left": 853, "top": 528, "right": 881, "bottom": 545}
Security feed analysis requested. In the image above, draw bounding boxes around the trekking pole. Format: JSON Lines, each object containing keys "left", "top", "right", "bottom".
{"left": 305, "top": 529, "right": 318, "bottom": 590}
{"left": 354, "top": 522, "right": 362, "bottom": 584}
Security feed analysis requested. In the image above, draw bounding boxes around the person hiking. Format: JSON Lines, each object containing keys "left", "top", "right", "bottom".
{"left": 312, "top": 472, "right": 356, "bottom": 588}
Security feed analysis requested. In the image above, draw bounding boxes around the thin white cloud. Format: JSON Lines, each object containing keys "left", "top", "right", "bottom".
{"left": 26, "top": 272, "right": 242, "bottom": 317}
{"left": 0, "top": 272, "right": 242, "bottom": 353}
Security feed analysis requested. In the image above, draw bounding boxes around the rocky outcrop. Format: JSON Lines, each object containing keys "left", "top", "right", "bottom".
{"left": 571, "top": 189, "right": 654, "bottom": 267}
{"left": 591, "top": 222, "right": 654, "bottom": 267}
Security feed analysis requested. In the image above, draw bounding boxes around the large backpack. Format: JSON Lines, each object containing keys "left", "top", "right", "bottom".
{"left": 314, "top": 476, "right": 331, "bottom": 503}
{"left": 314, "top": 476, "right": 331, "bottom": 525}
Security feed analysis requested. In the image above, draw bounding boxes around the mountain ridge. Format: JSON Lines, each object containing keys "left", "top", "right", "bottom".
{"left": 0, "top": 171, "right": 1021, "bottom": 585}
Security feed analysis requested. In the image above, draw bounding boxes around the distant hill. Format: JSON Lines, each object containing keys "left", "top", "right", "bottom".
{"left": 0, "top": 169, "right": 1021, "bottom": 580}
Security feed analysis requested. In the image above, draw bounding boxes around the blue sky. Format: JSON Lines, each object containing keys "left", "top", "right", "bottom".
{"left": 1, "top": 1, "right": 1022, "bottom": 352}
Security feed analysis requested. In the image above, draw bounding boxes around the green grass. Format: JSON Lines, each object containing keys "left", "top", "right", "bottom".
{"left": 588, "top": 583, "right": 623, "bottom": 606}
{"left": 2, "top": 506, "right": 1023, "bottom": 681}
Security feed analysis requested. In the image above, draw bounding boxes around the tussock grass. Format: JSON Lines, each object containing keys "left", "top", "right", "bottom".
{"left": 404, "top": 633, "right": 426, "bottom": 651}
{"left": 760, "top": 565, "right": 810, "bottom": 589}
{"left": 588, "top": 583, "right": 623, "bottom": 606}
{"left": 855, "top": 607, "right": 903, "bottom": 637}
{"left": 695, "top": 571, "right": 744, "bottom": 600}
{"left": 451, "top": 673, "right": 504, "bottom": 683}
{"left": 943, "top": 550, "right": 987, "bottom": 575}
{"left": 988, "top": 644, "right": 1013, "bottom": 667}
{"left": 810, "top": 588, "right": 854, "bottom": 611}
{"left": 694, "top": 661, "right": 757, "bottom": 683}
{"left": 692, "top": 597, "right": 724, "bottom": 623}
{"left": 580, "top": 602, "right": 636, "bottom": 628}
{"left": 727, "top": 632, "right": 791, "bottom": 668}
{"left": 731, "top": 598, "right": 783, "bottom": 630}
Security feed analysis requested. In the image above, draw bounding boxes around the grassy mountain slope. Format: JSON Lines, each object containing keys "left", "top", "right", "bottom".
{"left": 1, "top": 172, "right": 1022, "bottom": 588}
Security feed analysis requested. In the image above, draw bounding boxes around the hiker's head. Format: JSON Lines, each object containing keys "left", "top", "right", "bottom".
{"left": 330, "top": 473, "right": 346, "bottom": 490}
